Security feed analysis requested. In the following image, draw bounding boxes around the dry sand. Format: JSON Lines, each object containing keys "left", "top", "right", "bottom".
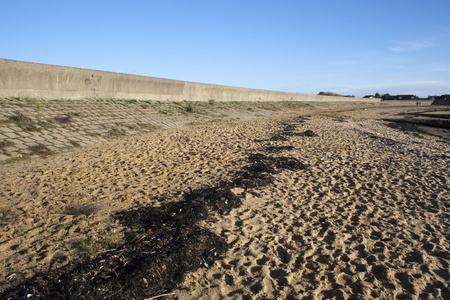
{"left": 0, "top": 106, "right": 449, "bottom": 299}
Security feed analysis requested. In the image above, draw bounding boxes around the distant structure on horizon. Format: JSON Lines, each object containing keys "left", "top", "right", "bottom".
{"left": 427, "top": 94, "right": 450, "bottom": 101}
{"left": 381, "top": 94, "right": 419, "bottom": 101}
{"left": 362, "top": 94, "right": 450, "bottom": 101}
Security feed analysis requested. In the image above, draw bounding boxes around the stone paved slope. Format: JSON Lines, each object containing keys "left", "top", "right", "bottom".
{"left": 0, "top": 98, "right": 335, "bottom": 162}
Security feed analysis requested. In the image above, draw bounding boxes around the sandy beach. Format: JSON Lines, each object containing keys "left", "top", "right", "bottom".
{"left": 1, "top": 105, "right": 449, "bottom": 299}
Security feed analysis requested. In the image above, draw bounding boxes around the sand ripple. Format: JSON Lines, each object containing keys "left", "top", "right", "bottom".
{"left": 176, "top": 109, "right": 450, "bottom": 299}
{"left": 1, "top": 107, "right": 449, "bottom": 299}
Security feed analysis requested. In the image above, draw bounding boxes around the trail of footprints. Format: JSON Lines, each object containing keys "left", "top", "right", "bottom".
{"left": 179, "top": 116, "right": 449, "bottom": 299}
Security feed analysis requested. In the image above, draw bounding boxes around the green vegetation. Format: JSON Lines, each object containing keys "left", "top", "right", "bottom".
{"left": 9, "top": 112, "right": 39, "bottom": 131}
{"left": 31, "top": 166, "right": 48, "bottom": 173}
{"left": 69, "top": 140, "right": 81, "bottom": 147}
{"left": 0, "top": 118, "right": 13, "bottom": 125}
{"left": 188, "top": 282, "right": 196, "bottom": 292}
{"left": 318, "top": 91, "right": 355, "bottom": 97}
{"left": 54, "top": 112, "right": 78, "bottom": 124}
{"left": 6, "top": 156, "right": 31, "bottom": 164}
{"left": 124, "top": 99, "right": 137, "bottom": 104}
{"left": 184, "top": 101, "right": 194, "bottom": 113}
{"left": 78, "top": 236, "right": 124, "bottom": 256}
{"left": 28, "top": 143, "right": 53, "bottom": 156}
{"left": 78, "top": 238, "right": 98, "bottom": 254}
{"left": 0, "top": 140, "right": 14, "bottom": 150}
{"left": 322, "top": 113, "right": 348, "bottom": 122}
{"left": 8, "top": 96, "right": 32, "bottom": 102}
{"left": 80, "top": 215, "right": 91, "bottom": 222}
{"left": 107, "top": 127, "right": 127, "bottom": 137}
{"left": 137, "top": 123, "right": 159, "bottom": 131}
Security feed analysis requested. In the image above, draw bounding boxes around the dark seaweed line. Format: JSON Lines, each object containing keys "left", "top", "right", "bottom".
{"left": 2, "top": 118, "right": 313, "bottom": 300}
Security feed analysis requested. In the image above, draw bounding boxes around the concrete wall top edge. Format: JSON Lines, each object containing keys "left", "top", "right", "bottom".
{"left": 0, "top": 58, "right": 305, "bottom": 95}
{"left": 1, "top": 58, "right": 253, "bottom": 90}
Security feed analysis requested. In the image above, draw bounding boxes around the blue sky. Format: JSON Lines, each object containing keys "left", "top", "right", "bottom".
{"left": 1, "top": 0, "right": 449, "bottom": 97}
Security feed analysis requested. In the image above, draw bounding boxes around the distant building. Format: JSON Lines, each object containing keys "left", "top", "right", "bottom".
{"left": 381, "top": 94, "right": 418, "bottom": 101}
{"left": 428, "top": 94, "right": 450, "bottom": 101}
{"left": 363, "top": 95, "right": 375, "bottom": 98}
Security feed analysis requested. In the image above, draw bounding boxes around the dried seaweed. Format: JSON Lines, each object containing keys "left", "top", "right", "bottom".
{"left": 2, "top": 117, "right": 308, "bottom": 300}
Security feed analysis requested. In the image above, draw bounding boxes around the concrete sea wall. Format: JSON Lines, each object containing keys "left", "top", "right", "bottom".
{"left": 0, "top": 97, "right": 380, "bottom": 162}
{"left": 0, "top": 58, "right": 371, "bottom": 102}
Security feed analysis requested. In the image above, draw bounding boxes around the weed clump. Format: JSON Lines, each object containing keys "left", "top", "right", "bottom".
{"left": 9, "top": 112, "right": 39, "bottom": 131}
{"left": 185, "top": 102, "right": 194, "bottom": 113}
{"left": 78, "top": 237, "right": 124, "bottom": 256}
{"left": 0, "top": 140, "right": 14, "bottom": 150}
{"left": 107, "top": 127, "right": 126, "bottom": 137}
{"left": 28, "top": 144, "right": 52, "bottom": 156}
{"left": 54, "top": 114, "right": 74, "bottom": 124}
{"left": 69, "top": 140, "right": 81, "bottom": 147}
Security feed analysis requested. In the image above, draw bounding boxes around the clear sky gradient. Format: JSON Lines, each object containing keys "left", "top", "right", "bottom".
{"left": 1, "top": 0, "right": 449, "bottom": 97}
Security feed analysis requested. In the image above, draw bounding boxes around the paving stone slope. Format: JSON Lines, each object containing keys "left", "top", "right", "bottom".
{"left": 0, "top": 98, "right": 311, "bottom": 162}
